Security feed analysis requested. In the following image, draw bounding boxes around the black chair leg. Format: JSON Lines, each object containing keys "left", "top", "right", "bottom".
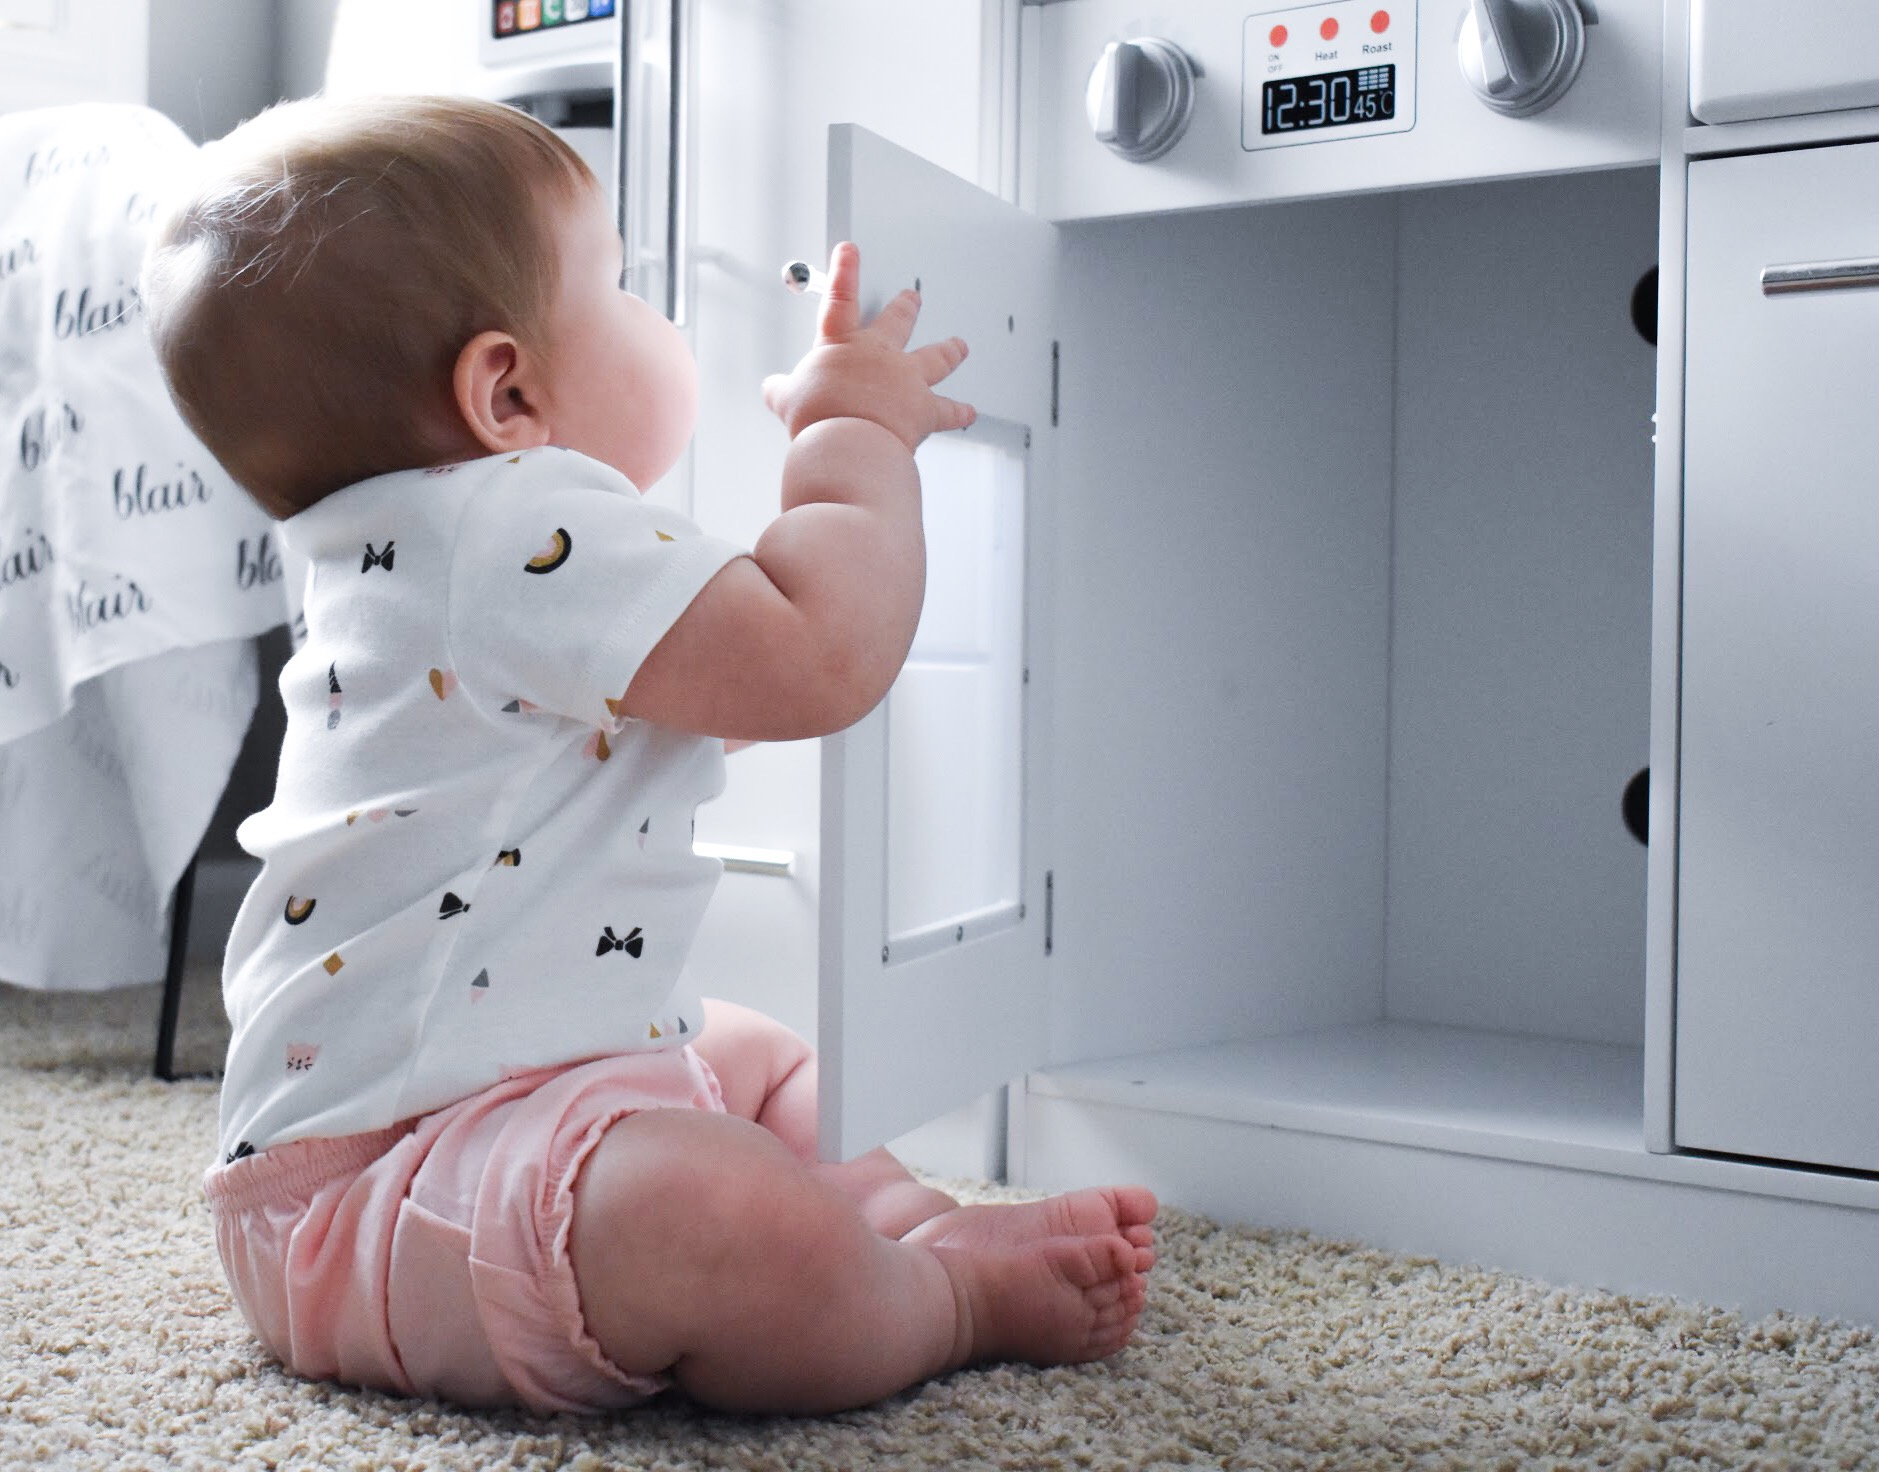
{"left": 154, "top": 854, "right": 198, "bottom": 1082}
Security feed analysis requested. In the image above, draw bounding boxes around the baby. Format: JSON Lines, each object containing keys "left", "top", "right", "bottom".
{"left": 142, "top": 94, "right": 1155, "bottom": 1417}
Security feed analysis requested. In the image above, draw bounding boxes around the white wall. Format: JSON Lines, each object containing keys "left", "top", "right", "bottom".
{"left": 0, "top": 0, "right": 274, "bottom": 139}
{"left": 276, "top": 0, "right": 341, "bottom": 101}
{"left": 1385, "top": 167, "right": 1658, "bottom": 1047}
{"left": 1040, "top": 166, "right": 1658, "bottom": 1067}
{"left": 1046, "top": 194, "right": 1399, "bottom": 1066}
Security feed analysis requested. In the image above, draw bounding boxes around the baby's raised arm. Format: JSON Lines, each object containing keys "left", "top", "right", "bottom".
{"left": 618, "top": 243, "right": 973, "bottom": 741}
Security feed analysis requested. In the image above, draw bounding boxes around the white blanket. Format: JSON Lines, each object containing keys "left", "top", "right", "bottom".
{"left": 0, "top": 103, "right": 295, "bottom": 989}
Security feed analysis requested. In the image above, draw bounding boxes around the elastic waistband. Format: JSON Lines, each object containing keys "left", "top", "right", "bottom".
{"left": 203, "top": 1121, "right": 417, "bottom": 1213}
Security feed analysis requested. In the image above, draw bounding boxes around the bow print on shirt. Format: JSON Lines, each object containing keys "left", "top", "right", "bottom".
{"left": 597, "top": 925, "right": 644, "bottom": 958}
{"left": 361, "top": 541, "right": 396, "bottom": 573}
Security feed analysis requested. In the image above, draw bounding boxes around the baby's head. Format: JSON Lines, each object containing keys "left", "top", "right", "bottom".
{"left": 145, "top": 94, "right": 694, "bottom": 518}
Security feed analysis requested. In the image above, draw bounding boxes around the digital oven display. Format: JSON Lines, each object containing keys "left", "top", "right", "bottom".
{"left": 1261, "top": 64, "right": 1396, "bottom": 135}
{"left": 492, "top": 0, "right": 615, "bottom": 39}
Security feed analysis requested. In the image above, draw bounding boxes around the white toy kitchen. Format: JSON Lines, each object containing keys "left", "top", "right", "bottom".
{"left": 805, "top": 0, "right": 1879, "bottom": 1329}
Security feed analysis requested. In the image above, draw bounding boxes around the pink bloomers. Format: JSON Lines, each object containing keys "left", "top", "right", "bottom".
{"left": 203, "top": 1047, "right": 725, "bottom": 1414}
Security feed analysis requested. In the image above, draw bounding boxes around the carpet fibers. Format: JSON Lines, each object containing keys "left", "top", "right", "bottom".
{"left": 3, "top": 969, "right": 1876, "bottom": 1471}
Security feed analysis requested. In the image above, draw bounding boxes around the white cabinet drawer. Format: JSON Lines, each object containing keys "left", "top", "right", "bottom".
{"left": 1677, "top": 141, "right": 1879, "bottom": 1173}
{"left": 1690, "top": 0, "right": 1879, "bottom": 124}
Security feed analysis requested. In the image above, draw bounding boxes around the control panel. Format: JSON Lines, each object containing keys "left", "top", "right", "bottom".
{"left": 1026, "top": 0, "right": 1660, "bottom": 223}
{"left": 1243, "top": 1, "right": 1418, "bottom": 151}
{"left": 475, "top": 0, "right": 620, "bottom": 83}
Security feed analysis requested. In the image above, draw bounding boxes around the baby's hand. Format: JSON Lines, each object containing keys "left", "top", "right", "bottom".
{"left": 761, "top": 242, "right": 976, "bottom": 452}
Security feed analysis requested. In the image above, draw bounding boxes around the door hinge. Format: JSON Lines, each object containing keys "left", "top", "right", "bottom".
{"left": 1044, "top": 869, "right": 1054, "bottom": 956}
{"left": 1050, "top": 340, "right": 1060, "bottom": 427}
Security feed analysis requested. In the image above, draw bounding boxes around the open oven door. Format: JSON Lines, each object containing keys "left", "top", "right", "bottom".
{"left": 818, "top": 125, "right": 1060, "bottom": 1161}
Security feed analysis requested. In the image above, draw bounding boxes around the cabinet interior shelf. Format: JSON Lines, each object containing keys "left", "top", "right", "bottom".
{"left": 1029, "top": 1022, "right": 1644, "bottom": 1175}
{"left": 1027, "top": 1021, "right": 1879, "bottom": 1213}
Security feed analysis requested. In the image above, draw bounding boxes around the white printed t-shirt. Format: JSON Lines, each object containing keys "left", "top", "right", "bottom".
{"left": 216, "top": 447, "right": 745, "bottom": 1163}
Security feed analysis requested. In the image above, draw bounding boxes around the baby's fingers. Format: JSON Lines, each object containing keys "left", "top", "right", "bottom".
{"left": 760, "top": 372, "right": 789, "bottom": 419}
{"left": 910, "top": 335, "right": 968, "bottom": 387}
{"left": 816, "top": 243, "right": 863, "bottom": 342}
{"left": 929, "top": 393, "right": 977, "bottom": 435}
{"left": 868, "top": 287, "right": 923, "bottom": 350}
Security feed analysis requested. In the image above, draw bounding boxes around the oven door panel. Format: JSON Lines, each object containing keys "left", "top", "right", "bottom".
{"left": 817, "top": 126, "right": 1060, "bottom": 1162}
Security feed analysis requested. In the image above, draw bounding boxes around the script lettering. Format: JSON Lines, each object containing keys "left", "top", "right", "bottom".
{"left": 52, "top": 279, "right": 141, "bottom": 340}
{"left": 112, "top": 461, "right": 212, "bottom": 519}
{"left": 173, "top": 670, "right": 244, "bottom": 722}
{"left": 80, "top": 850, "right": 157, "bottom": 926}
{"left": 69, "top": 718, "right": 126, "bottom": 785}
{"left": 66, "top": 574, "right": 152, "bottom": 636}
{"left": 0, "top": 234, "right": 36, "bottom": 286}
{"left": 18, "top": 401, "right": 82, "bottom": 471}
{"left": 0, "top": 525, "right": 54, "bottom": 594}
{"left": 236, "top": 532, "right": 283, "bottom": 592}
{"left": 22, "top": 140, "right": 112, "bottom": 189}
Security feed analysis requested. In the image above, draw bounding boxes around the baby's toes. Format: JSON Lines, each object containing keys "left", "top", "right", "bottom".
{"left": 1113, "top": 1184, "right": 1159, "bottom": 1229}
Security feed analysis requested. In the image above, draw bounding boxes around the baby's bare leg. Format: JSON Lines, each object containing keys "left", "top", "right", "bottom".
{"left": 693, "top": 998, "right": 958, "bottom": 1236}
{"left": 568, "top": 1108, "right": 1148, "bottom": 1414}
{"left": 692, "top": 998, "right": 1159, "bottom": 1256}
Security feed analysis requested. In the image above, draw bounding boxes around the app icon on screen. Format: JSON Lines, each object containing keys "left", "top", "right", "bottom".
{"left": 543, "top": 0, "right": 564, "bottom": 24}
{"left": 496, "top": 1, "right": 517, "bottom": 33}
{"left": 565, "top": 0, "right": 590, "bottom": 19}
{"left": 518, "top": 0, "right": 541, "bottom": 30}
{"left": 589, "top": 0, "right": 615, "bottom": 16}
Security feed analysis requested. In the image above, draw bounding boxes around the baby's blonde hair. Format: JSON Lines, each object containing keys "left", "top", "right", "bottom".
{"left": 144, "top": 94, "right": 597, "bottom": 519}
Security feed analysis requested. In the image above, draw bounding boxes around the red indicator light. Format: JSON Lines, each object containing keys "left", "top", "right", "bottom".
{"left": 1270, "top": 23, "right": 1288, "bottom": 46}
{"left": 1371, "top": 9, "right": 1390, "bottom": 32}
{"left": 1320, "top": 16, "right": 1340, "bottom": 40}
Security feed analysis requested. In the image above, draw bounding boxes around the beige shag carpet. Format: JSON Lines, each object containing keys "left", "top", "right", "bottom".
{"left": 4, "top": 968, "right": 1878, "bottom": 1471}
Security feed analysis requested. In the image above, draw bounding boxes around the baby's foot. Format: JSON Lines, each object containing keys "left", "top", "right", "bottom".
{"left": 935, "top": 1233, "right": 1149, "bottom": 1370}
{"left": 905, "top": 1185, "right": 1158, "bottom": 1267}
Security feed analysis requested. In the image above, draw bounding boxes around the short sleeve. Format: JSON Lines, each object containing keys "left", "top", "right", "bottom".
{"left": 447, "top": 450, "right": 745, "bottom": 729}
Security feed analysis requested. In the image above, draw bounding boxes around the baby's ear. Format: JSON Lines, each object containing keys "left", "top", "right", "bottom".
{"left": 452, "top": 330, "right": 550, "bottom": 453}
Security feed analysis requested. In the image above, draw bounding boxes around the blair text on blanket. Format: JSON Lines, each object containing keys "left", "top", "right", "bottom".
{"left": 0, "top": 526, "right": 54, "bottom": 595}
{"left": 237, "top": 533, "right": 283, "bottom": 592}
{"left": 52, "top": 279, "right": 140, "bottom": 341}
{"left": 18, "top": 400, "right": 83, "bottom": 471}
{"left": 66, "top": 573, "right": 152, "bottom": 637}
{"left": 0, "top": 233, "right": 36, "bottom": 285}
{"left": 22, "top": 140, "right": 114, "bottom": 190}
{"left": 112, "top": 460, "right": 212, "bottom": 519}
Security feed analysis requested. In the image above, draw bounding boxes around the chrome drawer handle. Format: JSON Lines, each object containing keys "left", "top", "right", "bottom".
{"left": 694, "top": 842, "right": 795, "bottom": 878}
{"left": 1760, "top": 259, "right": 1879, "bottom": 295}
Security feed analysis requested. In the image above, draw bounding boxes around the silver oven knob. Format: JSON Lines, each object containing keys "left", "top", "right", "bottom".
{"left": 1086, "top": 37, "right": 1198, "bottom": 162}
{"left": 1457, "top": 0, "right": 1585, "bottom": 117}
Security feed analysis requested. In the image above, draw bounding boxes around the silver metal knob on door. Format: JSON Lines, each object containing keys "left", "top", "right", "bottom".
{"left": 1456, "top": 0, "right": 1585, "bottom": 117}
{"left": 1086, "top": 37, "right": 1198, "bottom": 162}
